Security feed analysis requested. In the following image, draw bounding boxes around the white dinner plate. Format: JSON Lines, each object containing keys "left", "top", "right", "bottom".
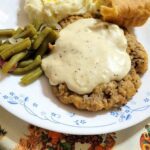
{"left": 0, "top": 0, "right": 150, "bottom": 135}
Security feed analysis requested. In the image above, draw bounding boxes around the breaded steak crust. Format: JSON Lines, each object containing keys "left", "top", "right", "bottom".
{"left": 51, "top": 17, "right": 148, "bottom": 111}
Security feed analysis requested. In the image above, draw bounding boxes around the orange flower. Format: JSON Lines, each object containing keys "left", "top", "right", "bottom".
{"left": 95, "top": 145, "right": 104, "bottom": 150}
{"left": 141, "top": 143, "right": 150, "bottom": 150}
{"left": 140, "top": 132, "right": 150, "bottom": 150}
{"left": 48, "top": 131, "right": 63, "bottom": 145}
{"left": 88, "top": 145, "right": 104, "bottom": 150}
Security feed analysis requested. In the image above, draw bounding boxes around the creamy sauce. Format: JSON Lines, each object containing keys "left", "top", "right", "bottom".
{"left": 42, "top": 18, "right": 131, "bottom": 94}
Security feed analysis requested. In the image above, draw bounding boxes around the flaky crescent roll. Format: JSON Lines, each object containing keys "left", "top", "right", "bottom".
{"left": 99, "top": 0, "right": 150, "bottom": 27}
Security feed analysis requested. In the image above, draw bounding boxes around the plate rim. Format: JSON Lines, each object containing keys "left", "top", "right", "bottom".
{"left": 1, "top": 96, "right": 150, "bottom": 135}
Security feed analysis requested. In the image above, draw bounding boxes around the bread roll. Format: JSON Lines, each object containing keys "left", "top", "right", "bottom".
{"left": 99, "top": 0, "right": 150, "bottom": 27}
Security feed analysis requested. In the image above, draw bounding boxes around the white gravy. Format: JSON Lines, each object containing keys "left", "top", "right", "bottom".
{"left": 42, "top": 18, "right": 131, "bottom": 94}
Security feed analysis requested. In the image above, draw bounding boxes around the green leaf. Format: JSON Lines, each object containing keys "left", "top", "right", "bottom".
{"left": 60, "top": 142, "right": 72, "bottom": 150}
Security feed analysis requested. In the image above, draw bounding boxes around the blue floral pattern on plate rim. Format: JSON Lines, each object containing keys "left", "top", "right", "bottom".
{"left": 0, "top": 91, "right": 150, "bottom": 129}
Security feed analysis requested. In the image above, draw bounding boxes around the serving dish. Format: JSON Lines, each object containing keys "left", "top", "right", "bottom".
{"left": 0, "top": 0, "right": 150, "bottom": 135}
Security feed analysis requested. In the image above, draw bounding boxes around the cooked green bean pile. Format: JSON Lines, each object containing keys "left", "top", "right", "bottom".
{"left": 0, "top": 24, "right": 58, "bottom": 85}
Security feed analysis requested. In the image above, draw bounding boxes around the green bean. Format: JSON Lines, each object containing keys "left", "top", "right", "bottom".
{"left": 0, "top": 29, "right": 15, "bottom": 37}
{"left": 12, "top": 27, "right": 24, "bottom": 38}
{"left": 2, "top": 52, "right": 27, "bottom": 73}
{"left": 13, "top": 24, "right": 37, "bottom": 39}
{"left": 20, "top": 50, "right": 36, "bottom": 61}
{"left": 0, "top": 38, "right": 31, "bottom": 60}
{"left": 35, "top": 30, "right": 58, "bottom": 56}
{"left": 13, "top": 55, "right": 41, "bottom": 75}
{"left": 20, "top": 67, "right": 43, "bottom": 85}
{"left": 18, "top": 59, "right": 33, "bottom": 67}
{"left": 33, "top": 19, "right": 42, "bottom": 31}
{"left": 35, "top": 35, "right": 49, "bottom": 57}
{"left": 0, "top": 44, "right": 12, "bottom": 52}
{"left": 33, "top": 27, "right": 52, "bottom": 50}
{"left": 32, "top": 34, "right": 38, "bottom": 41}
{"left": 48, "top": 30, "right": 59, "bottom": 44}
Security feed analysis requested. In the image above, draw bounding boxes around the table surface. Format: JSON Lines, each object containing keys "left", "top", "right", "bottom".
{"left": 0, "top": 106, "right": 150, "bottom": 150}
